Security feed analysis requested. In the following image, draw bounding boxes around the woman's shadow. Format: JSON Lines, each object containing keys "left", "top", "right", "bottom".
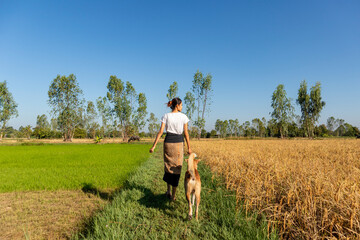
{"left": 81, "top": 181, "right": 175, "bottom": 213}
{"left": 125, "top": 182, "right": 176, "bottom": 212}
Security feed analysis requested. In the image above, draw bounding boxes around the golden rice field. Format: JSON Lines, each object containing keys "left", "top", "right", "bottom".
{"left": 192, "top": 139, "right": 360, "bottom": 239}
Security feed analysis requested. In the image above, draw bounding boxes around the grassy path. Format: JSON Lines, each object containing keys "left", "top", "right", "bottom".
{"left": 75, "top": 148, "right": 278, "bottom": 240}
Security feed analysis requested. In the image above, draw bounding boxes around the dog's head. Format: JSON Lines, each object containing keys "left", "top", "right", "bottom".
{"left": 185, "top": 153, "right": 201, "bottom": 169}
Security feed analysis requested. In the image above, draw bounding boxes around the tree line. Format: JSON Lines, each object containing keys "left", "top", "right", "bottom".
{"left": 214, "top": 81, "right": 359, "bottom": 138}
{"left": 0, "top": 70, "right": 213, "bottom": 141}
{"left": 1, "top": 75, "right": 359, "bottom": 140}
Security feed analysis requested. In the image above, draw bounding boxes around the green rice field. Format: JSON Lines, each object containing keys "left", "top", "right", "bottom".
{"left": 0, "top": 143, "right": 151, "bottom": 192}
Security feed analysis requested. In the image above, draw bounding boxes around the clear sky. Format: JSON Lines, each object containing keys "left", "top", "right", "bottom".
{"left": 1, "top": 0, "right": 359, "bottom": 130}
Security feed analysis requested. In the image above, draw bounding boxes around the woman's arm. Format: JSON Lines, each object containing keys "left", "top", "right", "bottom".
{"left": 149, "top": 123, "right": 165, "bottom": 153}
{"left": 183, "top": 123, "right": 192, "bottom": 154}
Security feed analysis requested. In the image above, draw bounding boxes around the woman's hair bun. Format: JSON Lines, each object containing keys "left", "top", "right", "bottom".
{"left": 166, "top": 98, "right": 182, "bottom": 110}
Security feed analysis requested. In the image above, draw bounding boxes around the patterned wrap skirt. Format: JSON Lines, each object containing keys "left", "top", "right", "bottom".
{"left": 163, "top": 133, "right": 184, "bottom": 187}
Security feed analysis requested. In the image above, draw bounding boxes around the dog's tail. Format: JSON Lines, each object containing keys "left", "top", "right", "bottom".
{"left": 187, "top": 153, "right": 197, "bottom": 179}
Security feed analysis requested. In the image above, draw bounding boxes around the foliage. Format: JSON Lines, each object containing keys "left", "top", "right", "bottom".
{"left": 0, "top": 81, "right": 18, "bottom": 140}
{"left": 94, "top": 136, "right": 103, "bottom": 144}
{"left": 33, "top": 114, "right": 51, "bottom": 139}
{"left": 190, "top": 70, "right": 213, "bottom": 138}
{"left": 215, "top": 119, "right": 228, "bottom": 138}
{"left": 271, "top": 84, "right": 294, "bottom": 138}
{"left": 19, "top": 125, "right": 32, "bottom": 139}
{"left": 147, "top": 112, "right": 160, "bottom": 138}
{"left": 96, "top": 96, "right": 112, "bottom": 137}
{"left": 166, "top": 81, "right": 178, "bottom": 101}
{"left": 189, "top": 126, "right": 199, "bottom": 138}
{"left": 296, "top": 80, "right": 325, "bottom": 138}
{"left": 184, "top": 91, "right": 195, "bottom": 121}
{"left": 73, "top": 127, "right": 87, "bottom": 138}
{"left": 48, "top": 74, "right": 84, "bottom": 141}
{"left": 133, "top": 92, "right": 148, "bottom": 133}
{"left": 106, "top": 75, "right": 147, "bottom": 140}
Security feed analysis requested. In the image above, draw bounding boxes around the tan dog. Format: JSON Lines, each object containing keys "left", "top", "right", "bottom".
{"left": 184, "top": 153, "right": 201, "bottom": 220}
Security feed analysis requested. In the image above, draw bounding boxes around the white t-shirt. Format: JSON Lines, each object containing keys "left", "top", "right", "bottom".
{"left": 161, "top": 112, "right": 190, "bottom": 135}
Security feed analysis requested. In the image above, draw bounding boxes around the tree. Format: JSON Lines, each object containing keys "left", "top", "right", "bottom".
{"left": 267, "top": 119, "right": 278, "bottom": 137}
{"left": 50, "top": 118, "right": 58, "bottom": 131}
{"left": 314, "top": 124, "right": 328, "bottom": 137}
{"left": 48, "top": 74, "right": 84, "bottom": 141}
{"left": 191, "top": 70, "right": 213, "bottom": 138}
{"left": 189, "top": 126, "right": 199, "bottom": 138}
{"left": 326, "top": 116, "right": 336, "bottom": 134}
{"left": 222, "top": 120, "right": 229, "bottom": 138}
{"left": 166, "top": 81, "right": 179, "bottom": 101}
{"left": 19, "top": 125, "right": 32, "bottom": 139}
{"left": 215, "top": 119, "right": 229, "bottom": 138}
{"left": 252, "top": 118, "right": 266, "bottom": 137}
{"left": 85, "top": 101, "right": 98, "bottom": 139}
{"left": 148, "top": 113, "right": 160, "bottom": 138}
{"left": 210, "top": 130, "right": 217, "bottom": 138}
{"left": 271, "top": 84, "right": 294, "bottom": 138}
{"left": 201, "top": 129, "right": 207, "bottom": 138}
{"left": 37, "top": 114, "right": 50, "bottom": 129}
{"left": 184, "top": 91, "right": 195, "bottom": 122}
{"left": 242, "top": 121, "right": 251, "bottom": 137}
{"left": 96, "top": 96, "right": 112, "bottom": 137}
{"left": 106, "top": 75, "right": 147, "bottom": 140}
{"left": 33, "top": 114, "right": 51, "bottom": 139}
{"left": 261, "top": 117, "right": 267, "bottom": 137}
{"left": 228, "top": 119, "right": 235, "bottom": 137}
{"left": 233, "top": 119, "right": 240, "bottom": 137}
{"left": 297, "top": 80, "right": 325, "bottom": 138}
{"left": 343, "top": 123, "right": 360, "bottom": 137}
{"left": 133, "top": 93, "right": 147, "bottom": 134}
{"left": 0, "top": 81, "right": 18, "bottom": 140}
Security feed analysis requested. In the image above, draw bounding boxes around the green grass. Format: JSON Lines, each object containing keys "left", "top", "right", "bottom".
{"left": 0, "top": 143, "right": 151, "bottom": 192}
{"left": 75, "top": 148, "right": 278, "bottom": 240}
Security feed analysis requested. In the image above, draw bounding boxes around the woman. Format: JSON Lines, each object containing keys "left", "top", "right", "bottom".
{"left": 149, "top": 97, "right": 192, "bottom": 201}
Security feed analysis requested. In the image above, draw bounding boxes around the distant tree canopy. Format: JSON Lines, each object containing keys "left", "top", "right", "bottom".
{"left": 106, "top": 75, "right": 147, "bottom": 140}
{"left": 189, "top": 70, "right": 213, "bottom": 139}
{"left": 0, "top": 81, "right": 18, "bottom": 140}
{"left": 48, "top": 74, "right": 84, "bottom": 141}
{"left": 147, "top": 112, "right": 160, "bottom": 138}
{"left": 297, "top": 80, "right": 325, "bottom": 138}
{"left": 271, "top": 84, "right": 294, "bottom": 138}
{"left": 166, "top": 81, "right": 179, "bottom": 101}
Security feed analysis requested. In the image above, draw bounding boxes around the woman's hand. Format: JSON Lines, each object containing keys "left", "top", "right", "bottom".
{"left": 188, "top": 148, "right": 192, "bottom": 154}
{"left": 149, "top": 146, "right": 155, "bottom": 153}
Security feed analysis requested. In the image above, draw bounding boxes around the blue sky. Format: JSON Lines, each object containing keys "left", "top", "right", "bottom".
{"left": 1, "top": 0, "right": 359, "bottom": 130}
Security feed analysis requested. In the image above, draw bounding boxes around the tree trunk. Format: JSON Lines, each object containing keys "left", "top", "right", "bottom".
{"left": 64, "top": 128, "right": 72, "bottom": 142}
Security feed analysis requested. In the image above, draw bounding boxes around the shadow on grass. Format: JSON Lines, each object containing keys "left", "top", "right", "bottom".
{"left": 126, "top": 182, "right": 173, "bottom": 211}
{"left": 81, "top": 183, "right": 118, "bottom": 201}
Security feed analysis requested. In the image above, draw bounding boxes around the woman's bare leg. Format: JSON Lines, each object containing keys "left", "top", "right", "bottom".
{"left": 166, "top": 184, "right": 171, "bottom": 195}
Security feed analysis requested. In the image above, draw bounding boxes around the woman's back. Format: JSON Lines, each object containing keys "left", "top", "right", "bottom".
{"left": 161, "top": 112, "right": 189, "bottom": 135}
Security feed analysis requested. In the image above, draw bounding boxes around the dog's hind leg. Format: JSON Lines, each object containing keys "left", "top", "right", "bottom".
{"left": 186, "top": 191, "right": 192, "bottom": 220}
{"left": 191, "top": 192, "right": 195, "bottom": 206}
{"left": 195, "top": 192, "right": 201, "bottom": 220}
